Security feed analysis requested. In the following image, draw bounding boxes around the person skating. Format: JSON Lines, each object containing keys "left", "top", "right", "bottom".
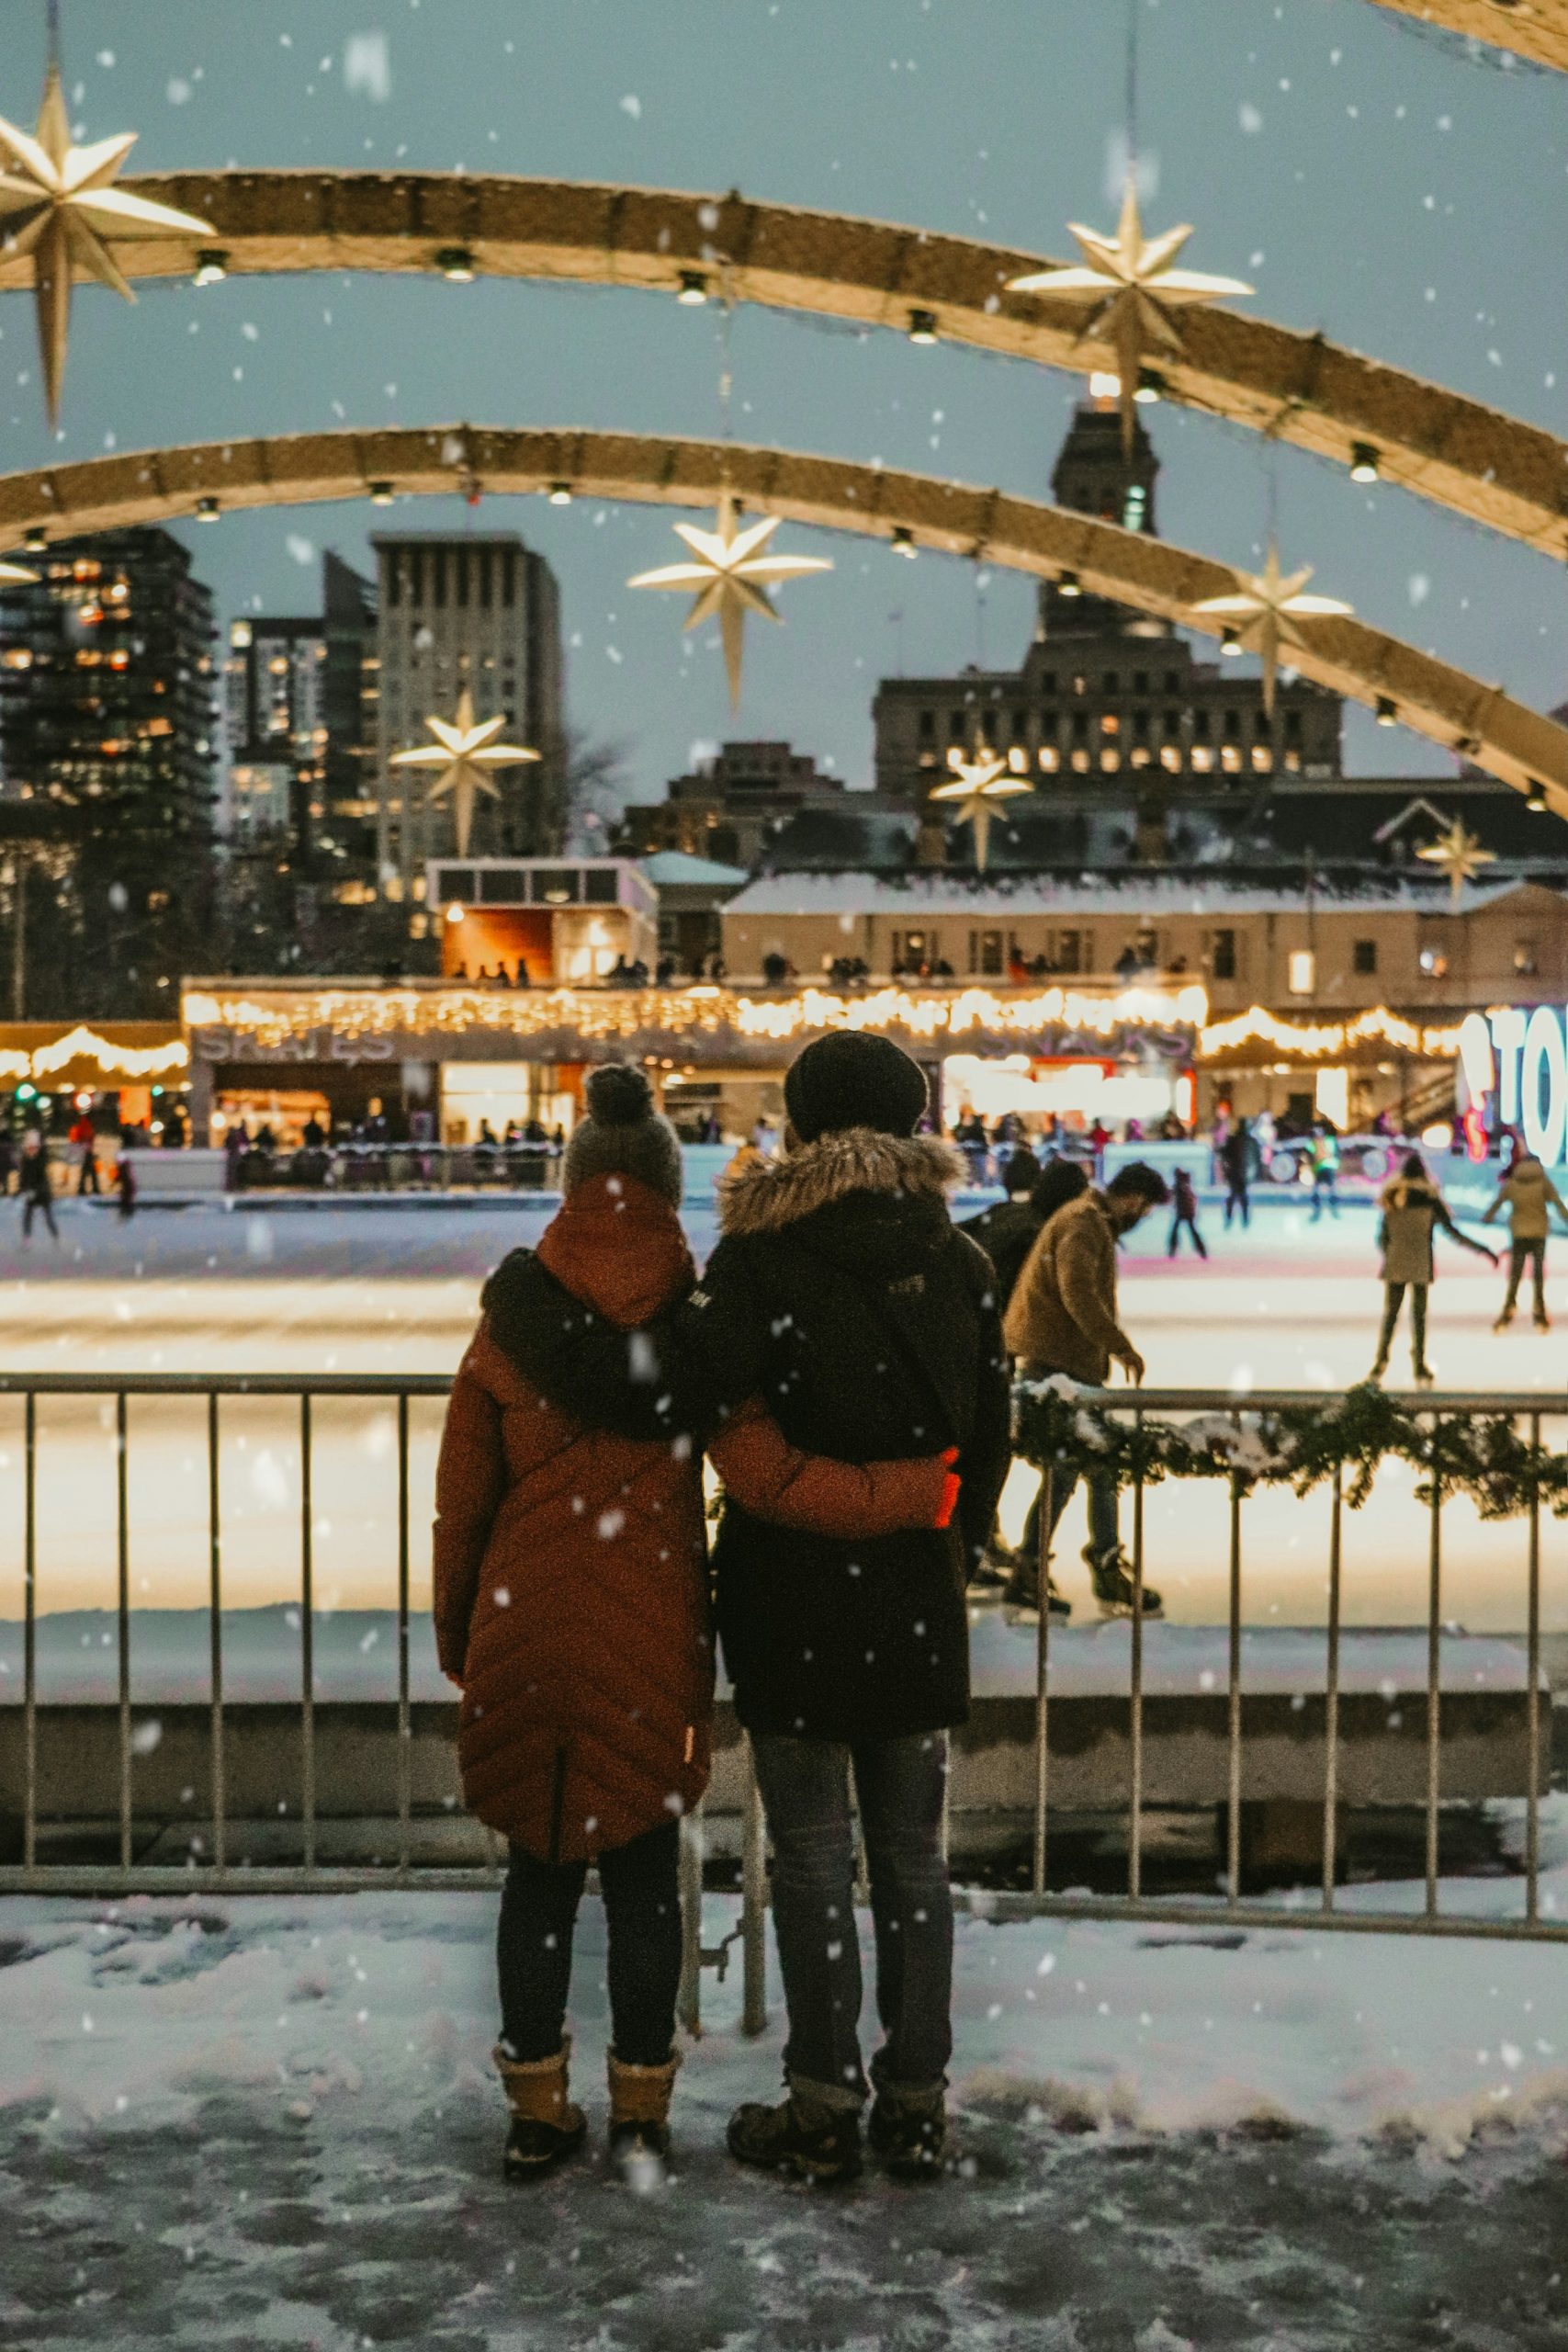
{"left": 488, "top": 1035, "right": 1011, "bottom": 2186}
{"left": 1002, "top": 1162, "right": 1171, "bottom": 1617}
{"left": 1219, "top": 1119, "right": 1253, "bottom": 1228}
{"left": 432, "top": 1065, "right": 955, "bottom": 2188}
{"left": 1309, "top": 1121, "right": 1340, "bottom": 1221}
{"left": 1368, "top": 1150, "right": 1498, "bottom": 1385}
{"left": 1167, "top": 1166, "right": 1208, "bottom": 1259}
{"left": 1483, "top": 1142, "right": 1568, "bottom": 1331}
{"left": 17, "top": 1130, "right": 58, "bottom": 1242}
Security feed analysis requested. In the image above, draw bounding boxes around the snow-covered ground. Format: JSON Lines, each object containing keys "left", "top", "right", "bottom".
{"left": 1, "top": 1200, "right": 1563, "bottom": 1630}
{"left": 4, "top": 1866, "right": 1568, "bottom": 2347}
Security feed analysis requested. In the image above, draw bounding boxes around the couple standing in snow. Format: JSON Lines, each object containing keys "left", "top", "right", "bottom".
{"left": 433, "top": 1032, "right": 1012, "bottom": 2185}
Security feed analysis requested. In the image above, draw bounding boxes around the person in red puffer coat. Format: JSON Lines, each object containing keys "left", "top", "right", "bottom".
{"left": 433, "top": 1064, "right": 955, "bottom": 2182}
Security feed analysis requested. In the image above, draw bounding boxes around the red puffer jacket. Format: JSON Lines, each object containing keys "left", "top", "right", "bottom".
{"left": 433, "top": 1173, "right": 953, "bottom": 1863}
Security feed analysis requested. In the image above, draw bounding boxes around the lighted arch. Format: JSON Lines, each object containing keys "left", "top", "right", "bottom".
{"left": 1371, "top": 0, "right": 1568, "bottom": 74}
{"left": 4, "top": 421, "right": 1564, "bottom": 812}
{"left": 3, "top": 171, "right": 1564, "bottom": 560}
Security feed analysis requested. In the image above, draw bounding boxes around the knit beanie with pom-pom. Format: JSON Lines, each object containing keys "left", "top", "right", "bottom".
{"left": 561, "top": 1065, "right": 684, "bottom": 1206}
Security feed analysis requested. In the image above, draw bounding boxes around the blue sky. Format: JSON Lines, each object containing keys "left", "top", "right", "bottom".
{"left": 4, "top": 0, "right": 1564, "bottom": 799}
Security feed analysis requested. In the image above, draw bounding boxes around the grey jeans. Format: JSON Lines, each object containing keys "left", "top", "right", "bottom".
{"left": 750, "top": 1730, "right": 953, "bottom": 2105}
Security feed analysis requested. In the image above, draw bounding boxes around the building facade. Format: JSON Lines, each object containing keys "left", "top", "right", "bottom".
{"left": 372, "top": 532, "right": 565, "bottom": 894}
{"left": 873, "top": 403, "right": 1342, "bottom": 830}
{"left": 617, "top": 739, "right": 854, "bottom": 869}
{"left": 0, "top": 527, "right": 218, "bottom": 1017}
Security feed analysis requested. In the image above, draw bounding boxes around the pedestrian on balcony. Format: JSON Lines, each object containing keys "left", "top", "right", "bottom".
{"left": 1483, "top": 1142, "right": 1568, "bottom": 1333}
{"left": 1002, "top": 1162, "right": 1170, "bottom": 1618}
{"left": 17, "top": 1129, "right": 58, "bottom": 1242}
{"left": 1369, "top": 1151, "right": 1498, "bottom": 1386}
{"left": 432, "top": 1063, "right": 955, "bottom": 2188}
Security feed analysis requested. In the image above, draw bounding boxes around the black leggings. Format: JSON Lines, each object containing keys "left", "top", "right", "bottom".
{"left": 497, "top": 1818, "right": 682, "bottom": 2067}
{"left": 1374, "top": 1282, "right": 1428, "bottom": 1370}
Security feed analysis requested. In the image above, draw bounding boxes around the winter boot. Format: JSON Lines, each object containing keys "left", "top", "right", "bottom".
{"left": 1494, "top": 1310, "right": 1515, "bottom": 1334}
{"left": 867, "top": 2080, "right": 948, "bottom": 2182}
{"left": 1088, "top": 1544, "right": 1163, "bottom": 1620}
{"left": 494, "top": 2040, "right": 587, "bottom": 2180}
{"left": 1413, "top": 1363, "right": 1435, "bottom": 1389}
{"left": 728, "top": 2083, "right": 863, "bottom": 2183}
{"left": 1535, "top": 1310, "right": 1551, "bottom": 1332}
{"left": 606, "top": 2050, "right": 679, "bottom": 2179}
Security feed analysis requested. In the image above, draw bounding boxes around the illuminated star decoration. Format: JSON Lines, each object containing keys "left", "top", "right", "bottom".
{"left": 929, "top": 745, "right": 1034, "bottom": 876}
{"left": 0, "top": 61, "right": 216, "bottom": 426}
{"left": 1008, "top": 177, "right": 1252, "bottom": 455}
{"left": 1191, "top": 541, "right": 1354, "bottom": 718}
{"left": 390, "top": 684, "right": 540, "bottom": 857}
{"left": 1417, "top": 818, "right": 1496, "bottom": 909}
{"left": 628, "top": 492, "right": 832, "bottom": 708}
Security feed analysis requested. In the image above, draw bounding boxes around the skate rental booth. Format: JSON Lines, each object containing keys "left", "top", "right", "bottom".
{"left": 179, "top": 966, "right": 1212, "bottom": 1149}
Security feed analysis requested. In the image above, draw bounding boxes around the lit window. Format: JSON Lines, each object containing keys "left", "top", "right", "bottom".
{"left": 1037, "top": 745, "right": 1059, "bottom": 773}
{"left": 1159, "top": 744, "right": 1181, "bottom": 772}
{"left": 1221, "top": 744, "right": 1243, "bottom": 773}
{"left": 1100, "top": 749, "right": 1120, "bottom": 773}
{"left": 1288, "top": 949, "right": 1315, "bottom": 995}
{"left": 1251, "top": 745, "right": 1272, "bottom": 772}
{"left": 1071, "top": 748, "right": 1090, "bottom": 774}
{"left": 1190, "top": 746, "right": 1213, "bottom": 773}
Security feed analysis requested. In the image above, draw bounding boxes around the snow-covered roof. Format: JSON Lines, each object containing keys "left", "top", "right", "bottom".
{"left": 724, "top": 871, "right": 1562, "bottom": 919}
{"left": 638, "top": 850, "right": 750, "bottom": 888}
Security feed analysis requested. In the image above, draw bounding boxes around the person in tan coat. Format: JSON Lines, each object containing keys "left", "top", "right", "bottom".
{"left": 433, "top": 1064, "right": 955, "bottom": 2183}
{"left": 1001, "top": 1161, "right": 1169, "bottom": 1616}
{"left": 1483, "top": 1145, "right": 1568, "bottom": 1331}
{"left": 1371, "top": 1151, "right": 1497, "bottom": 1383}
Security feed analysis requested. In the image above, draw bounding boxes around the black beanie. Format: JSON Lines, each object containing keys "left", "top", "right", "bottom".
{"left": 784, "top": 1033, "right": 930, "bottom": 1143}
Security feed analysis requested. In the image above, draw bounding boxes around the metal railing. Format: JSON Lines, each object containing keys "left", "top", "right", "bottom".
{"left": 227, "top": 1141, "right": 564, "bottom": 1193}
{"left": 1, "top": 1376, "right": 1563, "bottom": 2050}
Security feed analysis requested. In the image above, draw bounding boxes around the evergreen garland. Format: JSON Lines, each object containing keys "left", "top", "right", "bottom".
{"left": 1012, "top": 1379, "right": 1568, "bottom": 1521}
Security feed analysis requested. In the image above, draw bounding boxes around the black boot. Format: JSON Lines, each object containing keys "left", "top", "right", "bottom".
{"left": 868, "top": 2081, "right": 948, "bottom": 2182}
{"left": 728, "top": 2086, "right": 863, "bottom": 2183}
{"left": 1001, "top": 1561, "right": 1072, "bottom": 1618}
{"left": 1087, "top": 1544, "right": 1163, "bottom": 1619}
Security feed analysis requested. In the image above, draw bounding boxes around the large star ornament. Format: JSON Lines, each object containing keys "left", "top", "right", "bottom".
{"left": 0, "top": 62, "right": 216, "bottom": 425}
{"left": 1417, "top": 818, "right": 1495, "bottom": 909}
{"left": 929, "top": 746, "right": 1034, "bottom": 876}
{"left": 1191, "top": 541, "right": 1354, "bottom": 718}
{"left": 390, "top": 684, "right": 540, "bottom": 857}
{"left": 1008, "top": 178, "right": 1252, "bottom": 454}
{"left": 628, "top": 492, "right": 831, "bottom": 707}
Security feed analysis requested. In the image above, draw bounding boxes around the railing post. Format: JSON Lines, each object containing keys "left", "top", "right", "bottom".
{"left": 1322, "top": 1459, "right": 1343, "bottom": 1911}
{"left": 116, "top": 1391, "right": 131, "bottom": 1874}
{"left": 299, "top": 1392, "right": 316, "bottom": 1874}
{"left": 1526, "top": 1410, "right": 1541, "bottom": 1926}
{"left": 22, "top": 1392, "right": 36, "bottom": 1876}
{"left": 1129, "top": 1424, "right": 1145, "bottom": 1902}
{"left": 1225, "top": 1467, "right": 1243, "bottom": 1905}
{"left": 741, "top": 1740, "right": 768, "bottom": 2038}
{"left": 677, "top": 1799, "right": 705, "bottom": 2039}
{"left": 208, "top": 1392, "right": 225, "bottom": 1874}
{"left": 1032, "top": 1464, "right": 1054, "bottom": 1897}
{"left": 1425, "top": 1411, "right": 1443, "bottom": 1920}
{"left": 396, "top": 1391, "right": 412, "bottom": 1878}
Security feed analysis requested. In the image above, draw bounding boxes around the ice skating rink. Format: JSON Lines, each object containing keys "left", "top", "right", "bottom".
{"left": 0, "top": 1194, "right": 1562, "bottom": 1633}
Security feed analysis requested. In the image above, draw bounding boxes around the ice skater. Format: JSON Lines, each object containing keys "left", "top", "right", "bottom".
{"left": 1369, "top": 1151, "right": 1497, "bottom": 1385}
{"left": 1309, "top": 1121, "right": 1340, "bottom": 1221}
{"left": 1483, "top": 1141, "right": 1568, "bottom": 1332}
{"left": 1220, "top": 1119, "right": 1253, "bottom": 1228}
{"left": 17, "top": 1131, "right": 58, "bottom": 1242}
{"left": 1167, "top": 1166, "right": 1208, "bottom": 1259}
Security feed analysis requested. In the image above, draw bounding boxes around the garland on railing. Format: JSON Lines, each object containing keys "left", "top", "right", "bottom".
{"left": 1012, "top": 1378, "right": 1568, "bottom": 1521}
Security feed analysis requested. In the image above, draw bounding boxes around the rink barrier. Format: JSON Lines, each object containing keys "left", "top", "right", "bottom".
{"left": 0, "top": 1376, "right": 1563, "bottom": 2043}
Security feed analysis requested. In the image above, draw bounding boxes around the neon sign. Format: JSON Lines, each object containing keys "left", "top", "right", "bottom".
{"left": 1458, "top": 1006, "right": 1568, "bottom": 1163}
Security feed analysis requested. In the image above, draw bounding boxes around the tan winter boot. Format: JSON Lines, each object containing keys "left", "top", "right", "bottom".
{"left": 606, "top": 2049, "right": 680, "bottom": 2178}
{"left": 494, "top": 2038, "right": 587, "bottom": 2180}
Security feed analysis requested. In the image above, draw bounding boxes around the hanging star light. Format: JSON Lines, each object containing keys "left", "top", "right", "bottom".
{"left": 390, "top": 684, "right": 540, "bottom": 858}
{"left": 929, "top": 745, "right": 1034, "bottom": 876}
{"left": 1008, "top": 177, "right": 1252, "bottom": 455}
{"left": 0, "top": 58, "right": 217, "bottom": 425}
{"left": 0, "top": 556, "right": 38, "bottom": 584}
{"left": 1190, "top": 541, "right": 1354, "bottom": 718}
{"left": 1417, "top": 818, "right": 1496, "bottom": 909}
{"left": 627, "top": 492, "right": 832, "bottom": 708}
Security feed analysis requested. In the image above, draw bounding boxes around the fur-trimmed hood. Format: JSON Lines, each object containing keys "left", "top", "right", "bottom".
{"left": 717, "top": 1126, "right": 965, "bottom": 1239}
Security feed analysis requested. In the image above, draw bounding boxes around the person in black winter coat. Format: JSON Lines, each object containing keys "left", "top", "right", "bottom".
{"left": 493, "top": 1031, "right": 1011, "bottom": 2187}
{"left": 17, "top": 1131, "right": 58, "bottom": 1242}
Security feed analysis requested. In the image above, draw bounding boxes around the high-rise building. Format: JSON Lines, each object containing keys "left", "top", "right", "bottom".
{"left": 222, "top": 552, "right": 378, "bottom": 892}
{"left": 372, "top": 532, "right": 565, "bottom": 898}
{"left": 0, "top": 527, "right": 217, "bottom": 1016}
{"left": 873, "top": 400, "right": 1342, "bottom": 820}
